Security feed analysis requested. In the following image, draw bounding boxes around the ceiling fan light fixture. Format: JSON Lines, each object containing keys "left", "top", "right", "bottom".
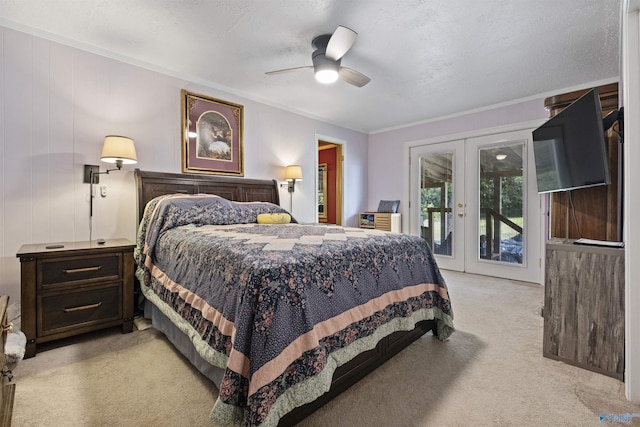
{"left": 312, "top": 49, "right": 340, "bottom": 84}
{"left": 315, "top": 68, "right": 339, "bottom": 83}
{"left": 266, "top": 25, "right": 370, "bottom": 87}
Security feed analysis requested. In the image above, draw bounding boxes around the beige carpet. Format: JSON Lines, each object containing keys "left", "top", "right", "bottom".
{"left": 10, "top": 271, "right": 640, "bottom": 426}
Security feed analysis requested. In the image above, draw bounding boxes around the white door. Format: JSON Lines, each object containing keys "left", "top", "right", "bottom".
{"left": 464, "top": 130, "right": 542, "bottom": 283}
{"left": 409, "top": 129, "right": 543, "bottom": 283}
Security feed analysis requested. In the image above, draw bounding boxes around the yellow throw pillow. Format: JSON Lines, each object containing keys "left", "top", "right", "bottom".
{"left": 257, "top": 213, "right": 291, "bottom": 224}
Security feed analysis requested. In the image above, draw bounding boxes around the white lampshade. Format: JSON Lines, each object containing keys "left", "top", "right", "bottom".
{"left": 284, "top": 165, "right": 303, "bottom": 181}
{"left": 101, "top": 135, "right": 137, "bottom": 168}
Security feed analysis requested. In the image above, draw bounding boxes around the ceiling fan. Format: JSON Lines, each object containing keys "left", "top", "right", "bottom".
{"left": 265, "top": 26, "right": 371, "bottom": 87}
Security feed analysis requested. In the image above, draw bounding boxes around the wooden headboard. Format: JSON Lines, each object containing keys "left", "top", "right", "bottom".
{"left": 134, "top": 169, "right": 280, "bottom": 224}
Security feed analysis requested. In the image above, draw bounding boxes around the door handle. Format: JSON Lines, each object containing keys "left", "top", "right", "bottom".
{"left": 457, "top": 212, "right": 464, "bottom": 218}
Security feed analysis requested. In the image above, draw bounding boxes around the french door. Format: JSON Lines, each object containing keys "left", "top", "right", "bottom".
{"left": 409, "top": 140, "right": 465, "bottom": 271}
{"left": 409, "top": 129, "right": 542, "bottom": 283}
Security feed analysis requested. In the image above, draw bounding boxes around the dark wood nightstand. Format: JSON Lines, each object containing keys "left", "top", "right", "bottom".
{"left": 16, "top": 239, "right": 135, "bottom": 358}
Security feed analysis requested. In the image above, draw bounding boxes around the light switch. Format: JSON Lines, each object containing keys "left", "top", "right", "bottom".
{"left": 100, "top": 185, "right": 107, "bottom": 198}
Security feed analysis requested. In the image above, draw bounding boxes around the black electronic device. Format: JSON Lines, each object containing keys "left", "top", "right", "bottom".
{"left": 532, "top": 88, "right": 612, "bottom": 194}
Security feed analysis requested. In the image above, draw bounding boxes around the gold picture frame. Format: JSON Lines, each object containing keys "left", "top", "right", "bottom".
{"left": 181, "top": 89, "right": 244, "bottom": 176}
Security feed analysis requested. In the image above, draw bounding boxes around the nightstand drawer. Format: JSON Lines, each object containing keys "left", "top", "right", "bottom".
{"left": 39, "top": 285, "right": 122, "bottom": 335}
{"left": 39, "top": 253, "right": 121, "bottom": 289}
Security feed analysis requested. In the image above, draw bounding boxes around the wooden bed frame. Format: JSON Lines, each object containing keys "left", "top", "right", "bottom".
{"left": 134, "top": 169, "right": 437, "bottom": 426}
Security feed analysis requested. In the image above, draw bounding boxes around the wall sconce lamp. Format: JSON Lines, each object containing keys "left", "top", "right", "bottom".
{"left": 84, "top": 135, "right": 137, "bottom": 241}
{"left": 281, "top": 165, "right": 303, "bottom": 214}
{"left": 283, "top": 165, "right": 303, "bottom": 192}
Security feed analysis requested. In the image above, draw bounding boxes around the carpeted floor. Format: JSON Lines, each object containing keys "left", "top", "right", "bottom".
{"left": 10, "top": 271, "right": 640, "bottom": 426}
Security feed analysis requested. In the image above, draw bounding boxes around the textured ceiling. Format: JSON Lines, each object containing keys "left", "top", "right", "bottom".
{"left": 0, "top": 0, "right": 621, "bottom": 133}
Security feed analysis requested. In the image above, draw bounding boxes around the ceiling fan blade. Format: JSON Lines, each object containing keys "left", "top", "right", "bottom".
{"left": 265, "top": 66, "right": 313, "bottom": 75}
{"left": 325, "top": 26, "right": 357, "bottom": 61}
{"left": 339, "top": 67, "right": 371, "bottom": 87}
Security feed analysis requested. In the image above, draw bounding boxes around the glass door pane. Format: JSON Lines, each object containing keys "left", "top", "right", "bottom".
{"left": 420, "top": 153, "right": 454, "bottom": 256}
{"left": 478, "top": 143, "right": 524, "bottom": 264}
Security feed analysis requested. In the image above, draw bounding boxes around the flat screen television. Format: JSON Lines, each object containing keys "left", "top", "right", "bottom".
{"left": 532, "top": 88, "right": 610, "bottom": 194}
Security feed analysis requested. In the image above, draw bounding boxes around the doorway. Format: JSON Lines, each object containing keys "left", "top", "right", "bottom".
{"left": 409, "top": 128, "right": 542, "bottom": 283}
{"left": 318, "top": 141, "right": 343, "bottom": 225}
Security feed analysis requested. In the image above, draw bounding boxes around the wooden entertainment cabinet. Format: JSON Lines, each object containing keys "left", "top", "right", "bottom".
{"left": 541, "top": 83, "right": 625, "bottom": 379}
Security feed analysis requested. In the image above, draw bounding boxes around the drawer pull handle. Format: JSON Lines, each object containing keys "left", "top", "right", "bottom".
{"left": 62, "top": 266, "right": 102, "bottom": 274}
{"left": 63, "top": 302, "right": 103, "bottom": 313}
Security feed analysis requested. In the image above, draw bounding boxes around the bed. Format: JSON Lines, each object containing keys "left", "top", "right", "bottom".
{"left": 133, "top": 169, "right": 454, "bottom": 427}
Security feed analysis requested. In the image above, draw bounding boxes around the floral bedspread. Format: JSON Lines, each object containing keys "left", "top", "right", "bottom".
{"left": 135, "top": 194, "right": 454, "bottom": 427}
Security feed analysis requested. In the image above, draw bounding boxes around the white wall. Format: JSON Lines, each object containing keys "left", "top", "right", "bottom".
{"left": 0, "top": 26, "right": 369, "bottom": 303}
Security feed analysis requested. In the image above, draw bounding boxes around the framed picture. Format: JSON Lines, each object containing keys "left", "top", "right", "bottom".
{"left": 181, "top": 89, "right": 244, "bottom": 176}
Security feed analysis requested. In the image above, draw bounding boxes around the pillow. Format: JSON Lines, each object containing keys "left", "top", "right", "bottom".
{"left": 377, "top": 200, "right": 400, "bottom": 213}
{"left": 257, "top": 213, "right": 292, "bottom": 224}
